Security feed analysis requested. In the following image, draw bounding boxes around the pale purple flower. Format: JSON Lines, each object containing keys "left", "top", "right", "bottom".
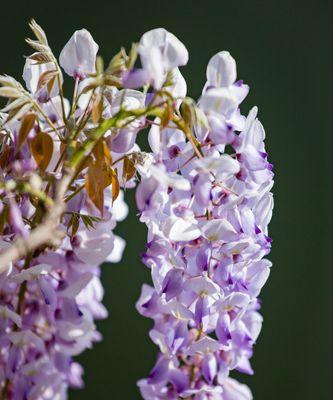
{"left": 138, "top": 28, "right": 189, "bottom": 88}
{"left": 135, "top": 48, "right": 273, "bottom": 399}
{"left": 0, "top": 25, "right": 273, "bottom": 400}
{"left": 23, "top": 57, "right": 62, "bottom": 100}
{"left": 60, "top": 29, "right": 99, "bottom": 79}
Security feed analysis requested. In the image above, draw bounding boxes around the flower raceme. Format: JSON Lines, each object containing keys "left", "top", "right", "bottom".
{"left": 135, "top": 39, "right": 273, "bottom": 399}
{"left": 0, "top": 21, "right": 273, "bottom": 400}
{"left": 0, "top": 21, "right": 130, "bottom": 399}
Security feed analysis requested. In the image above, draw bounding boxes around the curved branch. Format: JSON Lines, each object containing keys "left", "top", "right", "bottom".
{"left": 0, "top": 172, "right": 73, "bottom": 273}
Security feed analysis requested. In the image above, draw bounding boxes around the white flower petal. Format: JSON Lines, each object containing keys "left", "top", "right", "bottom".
{"left": 73, "top": 221, "right": 115, "bottom": 265}
{"left": 165, "top": 299, "right": 194, "bottom": 321}
{"left": 60, "top": 29, "right": 99, "bottom": 78}
{"left": 23, "top": 58, "right": 61, "bottom": 97}
{"left": 149, "top": 165, "right": 191, "bottom": 191}
{"left": 0, "top": 306, "right": 22, "bottom": 328}
{"left": 222, "top": 377, "right": 253, "bottom": 400}
{"left": 139, "top": 28, "right": 188, "bottom": 71}
{"left": 163, "top": 216, "right": 201, "bottom": 242}
{"left": 196, "top": 154, "right": 240, "bottom": 178}
{"left": 11, "top": 264, "right": 53, "bottom": 284}
{"left": 138, "top": 28, "right": 188, "bottom": 88}
{"left": 186, "top": 336, "right": 221, "bottom": 355}
{"left": 185, "top": 276, "right": 221, "bottom": 296}
{"left": 206, "top": 51, "right": 237, "bottom": 88}
{"left": 201, "top": 219, "right": 238, "bottom": 242}
{"left": 105, "top": 235, "right": 126, "bottom": 263}
{"left": 200, "top": 87, "right": 239, "bottom": 117}
{"left": 59, "top": 273, "right": 93, "bottom": 298}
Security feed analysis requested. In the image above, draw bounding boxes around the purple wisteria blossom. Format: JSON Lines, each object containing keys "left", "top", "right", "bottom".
{"left": 0, "top": 23, "right": 130, "bottom": 399}
{"left": 0, "top": 21, "right": 273, "bottom": 400}
{"left": 136, "top": 36, "right": 273, "bottom": 399}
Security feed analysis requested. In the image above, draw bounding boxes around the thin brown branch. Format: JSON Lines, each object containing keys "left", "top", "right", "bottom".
{"left": 0, "top": 171, "right": 74, "bottom": 273}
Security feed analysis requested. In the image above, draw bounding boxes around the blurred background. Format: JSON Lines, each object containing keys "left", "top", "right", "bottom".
{"left": 1, "top": 0, "right": 331, "bottom": 398}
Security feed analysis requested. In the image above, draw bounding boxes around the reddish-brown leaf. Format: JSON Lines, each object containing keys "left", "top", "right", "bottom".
{"left": 30, "top": 131, "right": 53, "bottom": 171}
{"left": 0, "top": 205, "right": 9, "bottom": 234}
{"left": 37, "top": 69, "right": 58, "bottom": 92}
{"left": 103, "top": 141, "right": 112, "bottom": 166}
{"left": 91, "top": 94, "right": 103, "bottom": 124}
{"left": 29, "top": 53, "right": 50, "bottom": 64}
{"left": 81, "top": 84, "right": 97, "bottom": 94}
{"left": 85, "top": 160, "right": 103, "bottom": 214}
{"left": 101, "top": 163, "right": 113, "bottom": 189}
{"left": 93, "top": 140, "right": 112, "bottom": 166}
{"left": 0, "top": 146, "right": 11, "bottom": 169}
{"left": 122, "top": 156, "right": 136, "bottom": 186}
{"left": 111, "top": 168, "right": 120, "bottom": 202}
{"left": 160, "top": 105, "right": 173, "bottom": 128}
{"left": 60, "top": 142, "right": 67, "bottom": 155}
{"left": 47, "top": 76, "right": 56, "bottom": 97}
{"left": 6, "top": 103, "right": 33, "bottom": 124}
{"left": 18, "top": 113, "right": 36, "bottom": 148}
{"left": 85, "top": 159, "right": 113, "bottom": 214}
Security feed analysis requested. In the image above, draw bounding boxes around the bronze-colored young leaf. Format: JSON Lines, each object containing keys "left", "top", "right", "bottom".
{"left": 5, "top": 103, "right": 33, "bottom": 124}
{"left": 180, "top": 100, "right": 193, "bottom": 130}
{"left": 47, "top": 76, "right": 56, "bottom": 97}
{"left": 60, "top": 142, "right": 67, "bottom": 156}
{"left": 30, "top": 131, "right": 53, "bottom": 171}
{"left": 29, "top": 53, "right": 51, "bottom": 64}
{"left": 160, "top": 105, "right": 173, "bottom": 128}
{"left": 81, "top": 83, "right": 97, "bottom": 94}
{"left": 18, "top": 113, "right": 36, "bottom": 148}
{"left": 101, "top": 162, "right": 113, "bottom": 189}
{"left": 111, "top": 168, "right": 120, "bottom": 202}
{"left": 37, "top": 69, "right": 58, "bottom": 92}
{"left": 71, "top": 214, "right": 80, "bottom": 237}
{"left": 106, "top": 50, "right": 126, "bottom": 76}
{"left": 29, "top": 19, "right": 48, "bottom": 46}
{"left": 126, "top": 43, "right": 138, "bottom": 70}
{"left": 91, "top": 94, "right": 103, "bottom": 124}
{"left": 93, "top": 140, "right": 112, "bottom": 166}
{"left": 103, "top": 141, "right": 112, "bottom": 166}
{"left": 0, "top": 204, "right": 8, "bottom": 234}
{"left": 0, "top": 146, "right": 11, "bottom": 169}
{"left": 85, "top": 159, "right": 113, "bottom": 215}
{"left": 85, "top": 160, "right": 104, "bottom": 214}
{"left": 122, "top": 156, "right": 136, "bottom": 186}
{"left": 103, "top": 75, "right": 122, "bottom": 88}
{"left": 96, "top": 56, "right": 104, "bottom": 75}
{"left": 76, "top": 155, "right": 91, "bottom": 176}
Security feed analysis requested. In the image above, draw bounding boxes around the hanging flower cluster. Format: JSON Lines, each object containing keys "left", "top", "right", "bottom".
{"left": 0, "top": 20, "right": 273, "bottom": 400}
{"left": 0, "top": 22, "right": 131, "bottom": 399}
{"left": 135, "top": 32, "right": 274, "bottom": 399}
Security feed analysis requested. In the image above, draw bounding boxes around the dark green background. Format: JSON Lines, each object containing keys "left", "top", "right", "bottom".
{"left": 1, "top": 0, "right": 331, "bottom": 398}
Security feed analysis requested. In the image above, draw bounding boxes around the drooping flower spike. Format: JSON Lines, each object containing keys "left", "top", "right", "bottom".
{"left": 135, "top": 32, "right": 273, "bottom": 400}
{"left": 0, "top": 21, "right": 273, "bottom": 400}
{"left": 0, "top": 22, "right": 128, "bottom": 399}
